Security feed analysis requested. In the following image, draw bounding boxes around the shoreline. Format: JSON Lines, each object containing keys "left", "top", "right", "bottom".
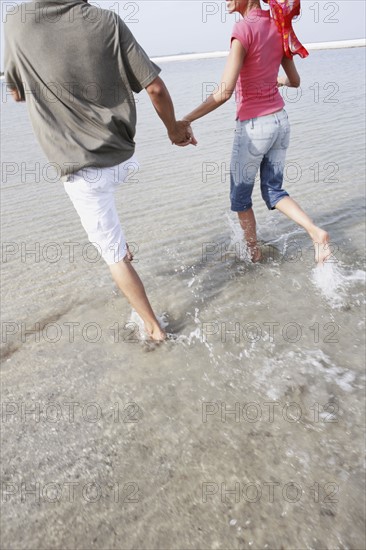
{"left": 151, "top": 39, "right": 366, "bottom": 63}
{"left": 0, "top": 40, "right": 365, "bottom": 78}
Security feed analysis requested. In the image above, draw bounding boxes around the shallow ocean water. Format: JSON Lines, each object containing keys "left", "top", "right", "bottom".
{"left": 1, "top": 47, "right": 365, "bottom": 549}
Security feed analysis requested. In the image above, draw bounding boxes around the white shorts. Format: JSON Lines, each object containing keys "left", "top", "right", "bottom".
{"left": 64, "top": 156, "right": 138, "bottom": 265}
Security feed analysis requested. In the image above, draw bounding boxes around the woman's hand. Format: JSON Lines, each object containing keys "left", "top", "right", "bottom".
{"left": 169, "top": 121, "right": 198, "bottom": 147}
{"left": 280, "top": 56, "right": 301, "bottom": 88}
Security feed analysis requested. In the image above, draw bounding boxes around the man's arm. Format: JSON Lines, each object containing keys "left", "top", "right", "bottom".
{"left": 145, "top": 77, "right": 197, "bottom": 146}
{"left": 117, "top": 18, "right": 196, "bottom": 147}
{"left": 4, "top": 20, "right": 25, "bottom": 102}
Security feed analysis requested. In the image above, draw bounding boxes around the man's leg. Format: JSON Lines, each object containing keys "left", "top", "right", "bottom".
{"left": 109, "top": 258, "right": 166, "bottom": 341}
{"left": 275, "top": 197, "right": 330, "bottom": 264}
{"left": 64, "top": 160, "right": 166, "bottom": 341}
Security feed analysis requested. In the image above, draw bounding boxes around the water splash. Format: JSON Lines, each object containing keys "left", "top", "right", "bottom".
{"left": 128, "top": 308, "right": 210, "bottom": 349}
{"left": 128, "top": 307, "right": 221, "bottom": 367}
{"left": 226, "top": 214, "right": 304, "bottom": 265}
{"left": 128, "top": 310, "right": 169, "bottom": 342}
{"left": 311, "top": 262, "right": 366, "bottom": 308}
{"left": 226, "top": 214, "right": 252, "bottom": 263}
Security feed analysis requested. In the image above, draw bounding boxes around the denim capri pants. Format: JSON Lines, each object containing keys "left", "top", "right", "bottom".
{"left": 230, "top": 109, "right": 290, "bottom": 212}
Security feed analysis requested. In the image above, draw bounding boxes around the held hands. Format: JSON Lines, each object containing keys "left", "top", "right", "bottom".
{"left": 168, "top": 120, "right": 197, "bottom": 147}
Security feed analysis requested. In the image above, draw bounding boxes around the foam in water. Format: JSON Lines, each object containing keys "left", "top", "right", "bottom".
{"left": 311, "top": 262, "right": 366, "bottom": 308}
{"left": 255, "top": 349, "right": 356, "bottom": 400}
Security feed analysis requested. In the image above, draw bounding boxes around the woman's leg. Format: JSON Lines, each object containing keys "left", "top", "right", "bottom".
{"left": 262, "top": 110, "right": 330, "bottom": 264}
{"left": 275, "top": 196, "right": 330, "bottom": 264}
{"left": 237, "top": 208, "right": 262, "bottom": 262}
{"left": 230, "top": 119, "right": 267, "bottom": 262}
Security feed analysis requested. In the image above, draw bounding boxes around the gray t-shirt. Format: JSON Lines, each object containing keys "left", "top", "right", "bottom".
{"left": 4, "top": 0, "right": 161, "bottom": 178}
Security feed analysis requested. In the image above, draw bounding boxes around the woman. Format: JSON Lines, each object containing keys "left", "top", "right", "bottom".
{"left": 183, "top": 0, "right": 330, "bottom": 264}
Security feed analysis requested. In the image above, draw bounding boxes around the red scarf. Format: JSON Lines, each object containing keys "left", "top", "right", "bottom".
{"left": 264, "top": 0, "right": 309, "bottom": 59}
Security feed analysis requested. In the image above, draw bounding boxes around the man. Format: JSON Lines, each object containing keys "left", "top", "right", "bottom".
{"left": 4, "top": 0, "right": 196, "bottom": 341}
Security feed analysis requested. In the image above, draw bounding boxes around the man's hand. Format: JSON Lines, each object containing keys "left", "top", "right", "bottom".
{"left": 169, "top": 120, "right": 197, "bottom": 147}
{"left": 11, "top": 88, "right": 25, "bottom": 102}
{"left": 145, "top": 77, "right": 197, "bottom": 146}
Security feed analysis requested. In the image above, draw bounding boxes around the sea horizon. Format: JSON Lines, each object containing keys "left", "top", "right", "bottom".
{"left": 152, "top": 38, "right": 365, "bottom": 63}
{"left": 0, "top": 38, "right": 364, "bottom": 76}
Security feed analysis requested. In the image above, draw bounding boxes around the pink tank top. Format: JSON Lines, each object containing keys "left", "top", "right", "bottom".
{"left": 231, "top": 8, "right": 285, "bottom": 121}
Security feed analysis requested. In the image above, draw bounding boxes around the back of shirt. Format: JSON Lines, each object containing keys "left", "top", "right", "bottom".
{"left": 4, "top": 0, "right": 161, "bottom": 177}
{"left": 231, "top": 8, "right": 285, "bottom": 121}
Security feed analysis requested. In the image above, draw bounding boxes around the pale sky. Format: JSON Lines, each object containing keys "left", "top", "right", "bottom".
{"left": 1, "top": 0, "right": 365, "bottom": 68}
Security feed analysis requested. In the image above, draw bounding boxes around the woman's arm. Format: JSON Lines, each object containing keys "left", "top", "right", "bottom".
{"left": 183, "top": 39, "right": 246, "bottom": 123}
{"left": 278, "top": 56, "right": 301, "bottom": 88}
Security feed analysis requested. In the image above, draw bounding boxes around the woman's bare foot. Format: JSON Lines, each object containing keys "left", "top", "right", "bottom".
{"left": 311, "top": 228, "right": 331, "bottom": 265}
{"left": 248, "top": 243, "right": 262, "bottom": 263}
{"left": 249, "top": 246, "right": 262, "bottom": 264}
{"left": 145, "top": 322, "right": 167, "bottom": 342}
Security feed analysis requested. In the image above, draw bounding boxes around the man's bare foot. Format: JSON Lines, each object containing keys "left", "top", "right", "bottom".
{"left": 145, "top": 322, "right": 167, "bottom": 342}
{"left": 311, "top": 228, "right": 331, "bottom": 265}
